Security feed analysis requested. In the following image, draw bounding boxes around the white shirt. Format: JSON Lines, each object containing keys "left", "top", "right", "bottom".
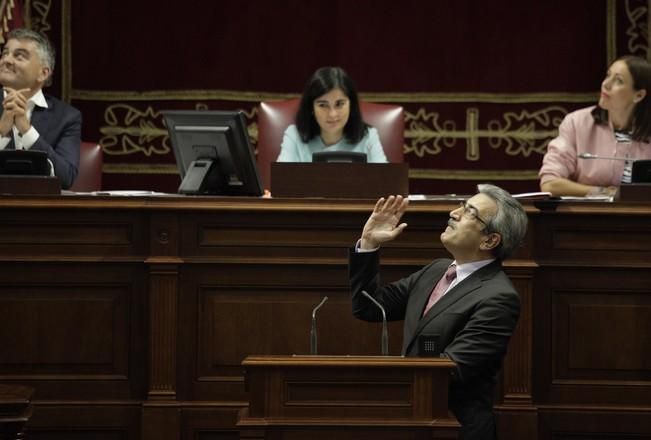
{"left": 445, "top": 258, "right": 494, "bottom": 294}
{"left": 0, "top": 88, "right": 46, "bottom": 151}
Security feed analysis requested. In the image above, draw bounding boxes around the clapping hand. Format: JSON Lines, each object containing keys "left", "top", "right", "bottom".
{"left": 360, "top": 195, "right": 409, "bottom": 250}
{"left": 0, "top": 87, "right": 31, "bottom": 135}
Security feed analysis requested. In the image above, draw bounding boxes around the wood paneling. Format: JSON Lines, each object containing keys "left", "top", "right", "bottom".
{"left": 0, "top": 210, "right": 147, "bottom": 259}
{"left": 1, "top": 195, "right": 651, "bottom": 439}
{"left": 0, "top": 263, "right": 146, "bottom": 400}
{"left": 534, "top": 266, "right": 651, "bottom": 407}
{"left": 539, "top": 408, "right": 651, "bottom": 440}
{"left": 28, "top": 403, "right": 142, "bottom": 440}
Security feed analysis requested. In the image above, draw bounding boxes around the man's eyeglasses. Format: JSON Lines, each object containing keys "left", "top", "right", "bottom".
{"left": 458, "top": 201, "right": 490, "bottom": 228}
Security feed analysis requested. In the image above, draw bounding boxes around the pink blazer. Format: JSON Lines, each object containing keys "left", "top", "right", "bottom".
{"left": 539, "top": 106, "right": 651, "bottom": 186}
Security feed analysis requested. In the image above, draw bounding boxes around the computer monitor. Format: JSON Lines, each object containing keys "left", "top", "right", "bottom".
{"left": 0, "top": 150, "right": 51, "bottom": 176}
{"left": 163, "top": 110, "right": 263, "bottom": 196}
{"left": 312, "top": 151, "right": 367, "bottom": 163}
{"left": 632, "top": 160, "right": 651, "bottom": 183}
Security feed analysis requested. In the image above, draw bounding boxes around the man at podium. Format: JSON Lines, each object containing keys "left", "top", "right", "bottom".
{"left": 350, "top": 184, "right": 528, "bottom": 440}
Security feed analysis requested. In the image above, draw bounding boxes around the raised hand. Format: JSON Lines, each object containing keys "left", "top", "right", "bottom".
{"left": 360, "top": 195, "right": 409, "bottom": 250}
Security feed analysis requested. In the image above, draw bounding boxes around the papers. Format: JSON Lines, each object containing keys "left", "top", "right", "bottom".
{"left": 91, "top": 190, "right": 170, "bottom": 196}
{"left": 408, "top": 194, "right": 465, "bottom": 201}
{"left": 560, "top": 195, "right": 613, "bottom": 202}
{"left": 409, "top": 192, "right": 552, "bottom": 201}
{"left": 512, "top": 191, "right": 551, "bottom": 200}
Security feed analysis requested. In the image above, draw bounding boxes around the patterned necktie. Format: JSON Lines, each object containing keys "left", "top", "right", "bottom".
{"left": 423, "top": 264, "right": 457, "bottom": 316}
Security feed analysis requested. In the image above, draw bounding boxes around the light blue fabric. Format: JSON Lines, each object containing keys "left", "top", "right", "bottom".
{"left": 276, "top": 125, "right": 388, "bottom": 162}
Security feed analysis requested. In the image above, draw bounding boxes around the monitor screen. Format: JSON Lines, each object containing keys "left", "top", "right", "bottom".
{"left": 162, "top": 110, "right": 263, "bottom": 196}
{"left": 312, "top": 151, "right": 367, "bottom": 163}
{"left": 0, "top": 150, "right": 51, "bottom": 176}
{"left": 632, "top": 160, "right": 651, "bottom": 183}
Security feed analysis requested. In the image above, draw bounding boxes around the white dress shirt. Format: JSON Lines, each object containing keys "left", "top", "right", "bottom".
{"left": 445, "top": 258, "right": 494, "bottom": 293}
{"left": 0, "top": 88, "right": 47, "bottom": 151}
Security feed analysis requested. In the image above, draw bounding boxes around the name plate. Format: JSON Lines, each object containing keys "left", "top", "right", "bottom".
{"left": 0, "top": 175, "right": 61, "bottom": 195}
{"left": 271, "top": 162, "right": 409, "bottom": 199}
{"left": 617, "top": 183, "right": 651, "bottom": 202}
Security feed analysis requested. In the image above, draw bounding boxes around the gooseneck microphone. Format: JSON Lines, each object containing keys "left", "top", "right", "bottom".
{"left": 310, "top": 296, "right": 328, "bottom": 355}
{"left": 578, "top": 152, "right": 631, "bottom": 161}
{"left": 361, "top": 290, "right": 389, "bottom": 355}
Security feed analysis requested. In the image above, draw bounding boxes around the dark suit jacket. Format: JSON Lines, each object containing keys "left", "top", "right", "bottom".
{"left": 349, "top": 249, "right": 520, "bottom": 439}
{"left": 1, "top": 94, "right": 82, "bottom": 189}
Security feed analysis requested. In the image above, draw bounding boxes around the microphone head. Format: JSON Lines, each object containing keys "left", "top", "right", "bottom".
{"left": 578, "top": 153, "right": 595, "bottom": 159}
{"left": 311, "top": 296, "right": 328, "bottom": 319}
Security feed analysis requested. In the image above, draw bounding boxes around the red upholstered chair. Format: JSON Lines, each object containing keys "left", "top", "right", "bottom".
{"left": 70, "top": 141, "right": 103, "bottom": 192}
{"left": 256, "top": 98, "right": 404, "bottom": 190}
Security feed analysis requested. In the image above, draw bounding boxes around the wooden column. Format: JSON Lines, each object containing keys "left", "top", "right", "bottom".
{"left": 144, "top": 212, "right": 181, "bottom": 440}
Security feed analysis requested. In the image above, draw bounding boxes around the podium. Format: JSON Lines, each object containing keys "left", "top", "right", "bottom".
{"left": 238, "top": 355, "right": 460, "bottom": 440}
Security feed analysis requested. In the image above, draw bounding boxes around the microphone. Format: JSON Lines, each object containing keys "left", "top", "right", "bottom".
{"left": 310, "top": 296, "right": 328, "bottom": 355}
{"left": 361, "top": 290, "right": 389, "bottom": 356}
{"left": 578, "top": 152, "right": 632, "bottom": 161}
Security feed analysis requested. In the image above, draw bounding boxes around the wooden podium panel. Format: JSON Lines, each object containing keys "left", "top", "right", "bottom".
{"left": 0, "top": 175, "right": 60, "bottom": 195}
{"left": 617, "top": 183, "right": 651, "bottom": 202}
{"left": 271, "top": 162, "right": 409, "bottom": 198}
{"left": 238, "top": 355, "right": 459, "bottom": 440}
{"left": 0, "top": 384, "right": 34, "bottom": 440}
{"left": 2, "top": 195, "right": 651, "bottom": 439}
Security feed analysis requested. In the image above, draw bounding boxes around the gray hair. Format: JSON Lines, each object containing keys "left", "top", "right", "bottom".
{"left": 477, "top": 183, "right": 528, "bottom": 260}
{"left": 7, "top": 28, "right": 55, "bottom": 85}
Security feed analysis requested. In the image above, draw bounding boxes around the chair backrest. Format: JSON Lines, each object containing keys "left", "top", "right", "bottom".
{"left": 70, "top": 141, "right": 103, "bottom": 192}
{"left": 256, "top": 98, "right": 404, "bottom": 190}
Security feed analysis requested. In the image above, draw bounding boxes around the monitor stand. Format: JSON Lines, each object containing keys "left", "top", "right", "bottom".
{"left": 178, "top": 159, "right": 215, "bottom": 194}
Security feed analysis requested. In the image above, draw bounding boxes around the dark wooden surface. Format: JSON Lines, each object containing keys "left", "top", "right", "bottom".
{"left": 0, "top": 176, "right": 60, "bottom": 195}
{"left": 0, "top": 194, "right": 650, "bottom": 439}
{"left": 0, "top": 384, "right": 34, "bottom": 440}
{"left": 238, "top": 355, "right": 458, "bottom": 439}
{"left": 271, "top": 162, "right": 409, "bottom": 198}
{"left": 618, "top": 182, "right": 651, "bottom": 202}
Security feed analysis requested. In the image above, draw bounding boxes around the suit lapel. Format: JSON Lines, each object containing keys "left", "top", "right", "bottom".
{"left": 417, "top": 275, "right": 482, "bottom": 328}
{"left": 404, "top": 260, "right": 503, "bottom": 353}
{"left": 30, "top": 97, "right": 52, "bottom": 136}
{"left": 400, "top": 261, "right": 448, "bottom": 355}
{"left": 406, "top": 260, "right": 449, "bottom": 325}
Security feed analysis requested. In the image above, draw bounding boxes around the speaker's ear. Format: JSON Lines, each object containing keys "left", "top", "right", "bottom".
{"left": 481, "top": 232, "right": 501, "bottom": 251}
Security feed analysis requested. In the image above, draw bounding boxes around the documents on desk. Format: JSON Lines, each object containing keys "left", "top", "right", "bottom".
{"left": 408, "top": 194, "right": 465, "bottom": 201}
{"left": 409, "top": 192, "right": 553, "bottom": 201}
{"left": 512, "top": 191, "right": 552, "bottom": 200}
{"left": 559, "top": 195, "right": 613, "bottom": 202}
{"left": 90, "top": 190, "right": 170, "bottom": 196}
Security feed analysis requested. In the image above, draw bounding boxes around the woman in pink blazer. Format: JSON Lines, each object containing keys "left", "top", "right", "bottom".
{"left": 539, "top": 56, "right": 651, "bottom": 197}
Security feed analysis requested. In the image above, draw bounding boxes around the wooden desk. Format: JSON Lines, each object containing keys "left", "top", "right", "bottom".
{"left": 0, "top": 384, "right": 34, "bottom": 440}
{"left": 0, "top": 195, "right": 650, "bottom": 440}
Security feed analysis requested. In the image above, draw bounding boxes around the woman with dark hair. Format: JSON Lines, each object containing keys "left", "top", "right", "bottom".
{"left": 276, "top": 66, "right": 387, "bottom": 162}
{"left": 539, "top": 55, "right": 651, "bottom": 197}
